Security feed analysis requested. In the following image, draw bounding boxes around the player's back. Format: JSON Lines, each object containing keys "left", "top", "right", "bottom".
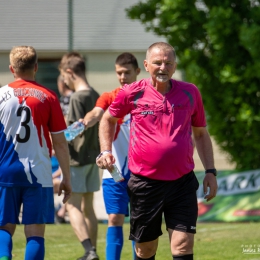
{"left": 0, "top": 80, "right": 66, "bottom": 187}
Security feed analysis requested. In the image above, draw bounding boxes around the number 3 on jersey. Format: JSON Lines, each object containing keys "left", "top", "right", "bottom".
{"left": 16, "top": 106, "right": 31, "bottom": 143}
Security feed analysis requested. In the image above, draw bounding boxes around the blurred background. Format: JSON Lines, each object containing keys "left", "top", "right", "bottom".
{"left": 1, "top": 0, "right": 259, "bottom": 223}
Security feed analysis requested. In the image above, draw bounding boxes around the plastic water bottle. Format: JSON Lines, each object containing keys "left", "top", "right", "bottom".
{"left": 64, "top": 121, "right": 85, "bottom": 141}
{"left": 109, "top": 164, "right": 125, "bottom": 182}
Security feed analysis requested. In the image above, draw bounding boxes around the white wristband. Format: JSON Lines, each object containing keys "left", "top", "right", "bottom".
{"left": 96, "top": 150, "right": 112, "bottom": 160}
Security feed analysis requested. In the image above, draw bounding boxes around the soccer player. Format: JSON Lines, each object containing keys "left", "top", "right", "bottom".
{"left": 0, "top": 46, "right": 71, "bottom": 260}
{"left": 82, "top": 52, "right": 140, "bottom": 260}
{"left": 97, "top": 42, "right": 218, "bottom": 260}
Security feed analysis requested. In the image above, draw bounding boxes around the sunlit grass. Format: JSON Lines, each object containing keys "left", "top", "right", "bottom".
{"left": 12, "top": 222, "right": 260, "bottom": 259}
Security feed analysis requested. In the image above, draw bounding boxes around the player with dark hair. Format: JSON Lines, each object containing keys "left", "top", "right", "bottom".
{"left": 82, "top": 52, "right": 140, "bottom": 260}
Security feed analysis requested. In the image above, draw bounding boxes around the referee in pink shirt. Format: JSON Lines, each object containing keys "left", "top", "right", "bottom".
{"left": 96, "top": 42, "right": 218, "bottom": 260}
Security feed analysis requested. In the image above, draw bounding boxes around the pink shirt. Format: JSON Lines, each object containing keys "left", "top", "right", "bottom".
{"left": 109, "top": 78, "right": 206, "bottom": 180}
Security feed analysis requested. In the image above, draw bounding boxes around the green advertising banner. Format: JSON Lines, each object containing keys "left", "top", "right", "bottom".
{"left": 196, "top": 169, "right": 260, "bottom": 222}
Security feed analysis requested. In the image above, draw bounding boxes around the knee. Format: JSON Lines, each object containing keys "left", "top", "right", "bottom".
{"left": 135, "top": 241, "right": 157, "bottom": 259}
{"left": 171, "top": 236, "right": 194, "bottom": 255}
{"left": 0, "top": 224, "right": 16, "bottom": 236}
{"left": 108, "top": 214, "right": 124, "bottom": 226}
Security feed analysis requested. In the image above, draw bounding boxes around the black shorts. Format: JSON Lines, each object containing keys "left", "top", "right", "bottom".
{"left": 127, "top": 171, "right": 199, "bottom": 243}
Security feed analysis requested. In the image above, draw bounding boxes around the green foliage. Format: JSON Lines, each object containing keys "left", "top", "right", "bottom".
{"left": 126, "top": 0, "right": 260, "bottom": 170}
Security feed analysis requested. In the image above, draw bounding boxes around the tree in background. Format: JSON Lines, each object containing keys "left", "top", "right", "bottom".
{"left": 126, "top": 0, "right": 260, "bottom": 170}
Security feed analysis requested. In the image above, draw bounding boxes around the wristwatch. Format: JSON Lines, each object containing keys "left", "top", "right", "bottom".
{"left": 205, "top": 168, "right": 217, "bottom": 176}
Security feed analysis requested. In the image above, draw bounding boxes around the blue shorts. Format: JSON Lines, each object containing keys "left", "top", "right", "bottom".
{"left": 0, "top": 186, "right": 54, "bottom": 226}
{"left": 102, "top": 178, "right": 129, "bottom": 216}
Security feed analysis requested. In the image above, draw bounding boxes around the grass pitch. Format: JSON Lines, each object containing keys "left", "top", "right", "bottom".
{"left": 12, "top": 222, "right": 260, "bottom": 259}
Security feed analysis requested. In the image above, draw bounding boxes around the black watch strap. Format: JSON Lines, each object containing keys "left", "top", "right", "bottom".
{"left": 205, "top": 168, "right": 217, "bottom": 176}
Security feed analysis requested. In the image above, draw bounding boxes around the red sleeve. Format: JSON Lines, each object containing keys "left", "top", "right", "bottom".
{"left": 96, "top": 87, "right": 121, "bottom": 110}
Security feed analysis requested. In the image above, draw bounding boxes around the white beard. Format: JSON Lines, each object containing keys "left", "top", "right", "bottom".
{"left": 156, "top": 74, "right": 168, "bottom": 83}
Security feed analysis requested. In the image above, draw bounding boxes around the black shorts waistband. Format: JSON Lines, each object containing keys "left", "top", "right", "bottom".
{"left": 130, "top": 170, "right": 194, "bottom": 183}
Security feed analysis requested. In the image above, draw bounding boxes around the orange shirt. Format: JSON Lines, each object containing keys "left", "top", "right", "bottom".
{"left": 95, "top": 87, "right": 121, "bottom": 111}
{"left": 96, "top": 87, "right": 122, "bottom": 139}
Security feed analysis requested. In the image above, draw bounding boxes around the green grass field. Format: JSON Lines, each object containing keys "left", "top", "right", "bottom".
{"left": 11, "top": 222, "right": 260, "bottom": 260}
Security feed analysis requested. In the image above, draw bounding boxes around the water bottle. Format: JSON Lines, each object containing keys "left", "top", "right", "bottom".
{"left": 109, "top": 164, "right": 125, "bottom": 182}
{"left": 64, "top": 121, "right": 85, "bottom": 141}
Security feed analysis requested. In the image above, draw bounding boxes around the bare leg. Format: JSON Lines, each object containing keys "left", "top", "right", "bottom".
{"left": 108, "top": 213, "right": 124, "bottom": 227}
{"left": 135, "top": 239, "right": 158, "bottom": 259}
{"left": 82, "top": 192, "right": 97, "bottom": 247}
{"left": 24, "top": 224, "right": 45, "bottom": 238}
{"left": 168, "top": 228, "right": 194, "bottom": 256}
{"left": 66, "top": 193, "right": 90, "bottom": 241}
{"left": 0, "top": 224, "right": 16, "bottom": 236}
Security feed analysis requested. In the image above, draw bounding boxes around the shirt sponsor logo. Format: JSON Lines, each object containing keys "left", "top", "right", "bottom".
{"left": 14, "top": 88, "right": 47, "bottom": 103}
{"left": 141, "top": 111, "right": 154, "bottom": 115}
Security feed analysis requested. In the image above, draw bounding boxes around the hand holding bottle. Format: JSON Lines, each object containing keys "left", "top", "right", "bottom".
{"left": 64, "top": 121, "right": 85, "bottom": 141}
